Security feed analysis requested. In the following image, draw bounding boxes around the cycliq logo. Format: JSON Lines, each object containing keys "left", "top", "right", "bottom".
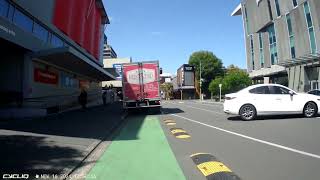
{"left": 3, "top": 174, "right": 29, "bottom": 179}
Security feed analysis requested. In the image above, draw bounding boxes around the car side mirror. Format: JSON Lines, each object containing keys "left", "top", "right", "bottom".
{"left": 289, "top": 91, "right": 294, "bottom": 96}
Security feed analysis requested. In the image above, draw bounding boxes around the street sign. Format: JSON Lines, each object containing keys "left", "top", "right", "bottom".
{"left": 219, "top": 84, "right": 222, "bottom": 88}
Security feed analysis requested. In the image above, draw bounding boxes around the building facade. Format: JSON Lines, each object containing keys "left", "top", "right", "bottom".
{"left": 176, "top": 64, "right": 196, "bottom": 99}
{"left": 232, "top": 0, "right": 320, "bottom": 92}
{"left": 103, "top": 44, "right": 117, "bottom": 59}
{"left": 102, "top": 58, "right": 132, "bottom": 89}
{"left": 0, "top": 0, "right": 115, "bottom": 112}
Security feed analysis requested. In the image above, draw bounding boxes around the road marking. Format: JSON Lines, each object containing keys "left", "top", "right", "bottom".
{"left": 164, "top": 119, "right": 175, "bottom": 123}
{"left": 197, "top": 161, "right": 232, "bottom": 176}
{"left": 190, "top": 153, "right": 210, "bottom": 157}
{"left": 166, "top": 101, "right": 225, "bottom": 114}
{"left": 172, "top": 114, "right": 320, "bottom": 159}
{"left": 165, "top": 122, "right": 176, "bottom": 126}
{"left": 175, "top": 134, "right": 191, "bottom": 139}
{"left": 190, "top": 153, "right": 240, "bottom": 179}
{"left": 171, "top": 129, "right": 187, "bottom": 134}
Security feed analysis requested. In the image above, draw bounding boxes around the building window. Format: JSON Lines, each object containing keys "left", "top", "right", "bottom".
{"left": 244, "top": 5, "right": 249, "bottom": 34}
{"left": 33, "top": 22, "right": 49, "bottom": 42}
{"left": 12, "top": 8, "right": 33, "bottom": 33}
{"left": 250, "top": 35, "right": 255, "bottom": 70}
{"left": 7, "top": 3, "right": 14, "bottom": 21}
{"left": 286, "top": 14, "right": 296, "bottom": 58}
{"left": 304, "top": 1, "right": 317, "bottom": 54}
{"left": 292, "top": 0, "right": 298, "bottom": 7}
{"left": 259, "top": 32, "right": 264, "bottom": 68}
{"left": 274, "top": 0, "right": 281, "bottom": 17}
{"left": 267, "top": 0, "right": 273, "bottom": 20}
{"left": 0, "top": 0, "right": 9, "bottom": 18}
{"left": 267, "top": 24, "right": 278, "bottom": 65}
{"left": 51, "top": 34, "right": 64, "bottom": 47}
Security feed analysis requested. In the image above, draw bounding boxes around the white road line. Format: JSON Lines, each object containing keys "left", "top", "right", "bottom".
{"left": 167, "top": 101, "right": 225, "bottom": 115}
{"left": 171, "top": 113, "right": 320, "bottom": 159}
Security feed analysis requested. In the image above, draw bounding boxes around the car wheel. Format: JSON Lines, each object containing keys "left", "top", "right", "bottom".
{"left": 303, "top": 102, "right": 317, "bottom": 118}
{"left": 240, "top": 104, "right": 256, "bottom": 121}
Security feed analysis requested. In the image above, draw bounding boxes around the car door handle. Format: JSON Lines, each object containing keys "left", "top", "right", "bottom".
{"left": 275, "top": 98, "right": 281, "bottom": 100}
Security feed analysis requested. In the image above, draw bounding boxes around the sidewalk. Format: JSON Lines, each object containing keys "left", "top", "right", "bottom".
{"left": 86, "top": 115, "right": 186, "bottom": 180}
{"left": 0, "top": 102, "right": 124, "bottom": 178}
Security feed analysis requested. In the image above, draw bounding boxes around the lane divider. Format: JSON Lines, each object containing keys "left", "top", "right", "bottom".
{"left": 190, "top": 153, "right": 241, "bottom": 180}
{"left": 170, "top": 128, "right": 191, "bottom": 139}
{"left": 164, "top": 119, "right": 177, "bottom": 126}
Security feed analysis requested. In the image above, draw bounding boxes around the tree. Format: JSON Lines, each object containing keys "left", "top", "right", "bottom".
{"left": 208, "top": 77, "right": 223, "bottom": 96}
{"left": 160, "top": 82, "right": 173, "bottom": 100}
{"left": 209, "top": 67, "right": 251, "bottom": 96}
{"left": 188, "top": 51, "right": 224, "bottom": 97}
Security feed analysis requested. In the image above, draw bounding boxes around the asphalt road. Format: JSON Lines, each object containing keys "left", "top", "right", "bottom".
{"left": 160, "top": 100, "right": 320, "bottom": 180}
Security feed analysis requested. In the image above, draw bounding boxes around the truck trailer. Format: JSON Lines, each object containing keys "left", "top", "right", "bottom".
{"left": 122, "top": 61, "right": 161, "bottom": 110}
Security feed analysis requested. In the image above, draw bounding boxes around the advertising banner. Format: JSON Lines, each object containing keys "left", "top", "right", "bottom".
{"left": 113, "top": 63, "right": 123, "bottom": 80}
{"left": 34, "top": 69, "right": 58, "bottom": 85}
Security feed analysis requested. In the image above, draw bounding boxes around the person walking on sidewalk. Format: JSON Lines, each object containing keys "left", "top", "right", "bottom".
{"left": 102, "top": 89, "right": 107, "bottom": 105}
{"left": 79, "top": 88, "right": 88, "bottom": 109}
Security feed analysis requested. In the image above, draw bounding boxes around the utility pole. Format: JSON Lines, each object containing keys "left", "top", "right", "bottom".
{"left": 199, "top": 60, "right": 202, "bottom": 101}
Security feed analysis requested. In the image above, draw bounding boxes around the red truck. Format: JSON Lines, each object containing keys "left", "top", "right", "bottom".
{"left": 122, "top": 61, "right": 161, "bottom": 111}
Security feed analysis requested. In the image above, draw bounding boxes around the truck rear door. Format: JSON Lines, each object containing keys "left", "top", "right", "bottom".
{"left": 141, "top": 62, "right": 160, "bottom": 100}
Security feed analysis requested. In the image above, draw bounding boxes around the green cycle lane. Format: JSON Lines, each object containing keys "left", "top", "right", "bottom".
{"left": 86, "top": 115, "right": 186, "bottom": 180}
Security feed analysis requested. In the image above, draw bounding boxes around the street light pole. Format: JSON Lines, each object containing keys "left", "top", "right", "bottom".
{"left": 199, "top": 60, "right": 202, "bottom": 101}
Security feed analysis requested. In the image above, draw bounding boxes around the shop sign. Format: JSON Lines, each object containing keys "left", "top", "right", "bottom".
{"left": 34, "top": 69, "right": 58, "bottom": 85}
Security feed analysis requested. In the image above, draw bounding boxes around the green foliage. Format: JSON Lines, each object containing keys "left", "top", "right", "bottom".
{"left": 208, "top": 77, "right": 223, "bottom": 95}
{"left": 188, "top": 51, "right": 224, "bottom": 95}
{"left": 160, "top": 82, "right": 173, "bottom": 99}
{"left": 209, "top": 67, "right": 251, "bottom": 96}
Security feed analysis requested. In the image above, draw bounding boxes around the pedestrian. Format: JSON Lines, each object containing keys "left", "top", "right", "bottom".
{"left": 102, "top": 89, "right": 107, "bottom": 105}
{"left": 79, "top": 88, "right": 87, "bottom": 109}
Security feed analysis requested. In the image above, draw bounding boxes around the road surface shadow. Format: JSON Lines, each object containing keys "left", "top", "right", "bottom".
{"left": 227, "top": 114, "right": 316, "bottom": 121}
{"left": 161, "top": 108, "right": 184, "bottom": 115}
{"left": 0, "top": 103, "right": 124, "bottom": 140}
{"left": 0, "top": 135, "right": 94, "bottom": 177}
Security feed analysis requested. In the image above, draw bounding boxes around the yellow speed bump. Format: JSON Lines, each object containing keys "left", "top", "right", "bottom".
{"left": 197, "top": 161, "right": 232, "bottom": 176}
{"left": 175, "top": 134, "right": 191, "bottom": 139}
{"left": 165, "top": 122, "right": 176, "bottom": 126}
{"left": 170, "top": 128, "right": 186, "bottom": 134}
{"left": 190, "top": 153, "right": 241, "bottom": 180}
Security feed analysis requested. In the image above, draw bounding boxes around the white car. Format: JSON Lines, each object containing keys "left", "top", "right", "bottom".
{"left": 224, "top": 84, "right": 320, "bottom": 120}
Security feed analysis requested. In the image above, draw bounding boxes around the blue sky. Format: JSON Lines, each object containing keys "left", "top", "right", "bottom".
{"left": 102, "top": 0, "right": 245, "bottom": 74}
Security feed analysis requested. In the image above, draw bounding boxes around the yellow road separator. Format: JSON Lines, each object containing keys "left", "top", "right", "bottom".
{"left": 190, "top": 153, "right": 241, "bottom": 180}
{"left": 170, "top": 128, "right": 191, "bottom": 139}
{"left": 163, "top": 119, "right": 176, "bottom": 126}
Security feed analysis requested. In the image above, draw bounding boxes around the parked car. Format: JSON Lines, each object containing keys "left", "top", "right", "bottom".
{"left": 224, "top": 84, "right": 320, "bottom": 120}
{"left": 307, "top": 89, "right": 320, "bottom": 96}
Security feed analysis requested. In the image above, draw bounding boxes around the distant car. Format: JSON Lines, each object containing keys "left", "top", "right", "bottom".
{"left": 307, "top": 89, "right": 320, "bottom": 96}
{"left": 224, "top": 84, "right": 320, "bottom": 120}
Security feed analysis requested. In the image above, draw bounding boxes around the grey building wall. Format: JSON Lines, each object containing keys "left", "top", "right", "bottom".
{"left": 262, "top": 31, "right": 271, "bottom": 68}
{"left": 275, "top": 16, "right": 290, "bottom": 63}
{"left": 244, "top": 0, "right": 271, "bottom": 34}
{"left": 242, "top": 0, "right": 320, "bottom": 73}
{"left": 253, "top": 33, "right": 260, "bottom": 70}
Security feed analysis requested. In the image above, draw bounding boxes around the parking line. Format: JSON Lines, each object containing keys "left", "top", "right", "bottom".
{"left": 171, "top": 114, "right": 320, "bottom": 160}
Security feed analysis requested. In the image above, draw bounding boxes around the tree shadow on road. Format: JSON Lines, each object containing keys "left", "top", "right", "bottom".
{"left": 0, "top": 135, "right": 89, "bottom": 177}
